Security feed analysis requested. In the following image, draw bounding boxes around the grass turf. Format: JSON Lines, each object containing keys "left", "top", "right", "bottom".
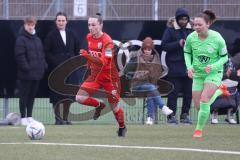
{"left": 0, "top": 124, "right": 239, "bottom": 160}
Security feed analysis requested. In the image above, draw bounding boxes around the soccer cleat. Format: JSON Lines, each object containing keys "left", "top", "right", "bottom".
{"left": 93, "top": 102, "right": 106, "bottom": 120}
{"left": 162, "top": 105, "right": 173, "bottom": 116}
{"left": 27, "top": 117, "right": 36, "bottom": 123}
{"left": 225, "top": 117, "right": 237, "bottom": 124}
{"left": 21, "top": 118, "right": 29, "bottom": 126}
{"left": 145, "top": 117, "right": 153, "bottom": 125}
{"left": 55, "top": 120, "right": 67, "bottom": 125}
{"left": 211, "top": 111, "right": 218, "bottom": 124}
{"left": 193, "top": 130, "right": 202, "bottom": 138}
{"left": 219, "top": 84, "right": 230, "bottom": 97}
{"left": 225, "top": 109, "right": 237, "bottom": 124}
{"left": 65, "top": 121, "right": 73, "bottom": 125}
{"left": 180, "top": 113, "right": 192, "bottom": 124}
{"left": 167, "top": 115, "right": 178, "bottom": 124}
{"left": 117, "top": 126, "right": 127, "bottom": 137}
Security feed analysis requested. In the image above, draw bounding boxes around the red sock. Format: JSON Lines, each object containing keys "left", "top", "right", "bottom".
{"left": 81, "top": 97, "right": 99, "bottom": 107}
{"left": 113, "top": 107, "right": 125, "bottom": 128}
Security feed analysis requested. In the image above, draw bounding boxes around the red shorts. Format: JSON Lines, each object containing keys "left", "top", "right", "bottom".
{"left": 80, "top": 79, "right": 121, "bottom": 104}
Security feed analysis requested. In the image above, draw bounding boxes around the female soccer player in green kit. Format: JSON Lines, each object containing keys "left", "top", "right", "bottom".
{"left": 184, "top": 10, "right": 228, "bottom": 138}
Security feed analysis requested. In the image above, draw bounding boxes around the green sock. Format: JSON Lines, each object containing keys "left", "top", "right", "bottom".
{"left": 196, "top": 89, "right": 222, "bottom": 131}
{"left": 196, "top": 102, "right": 210, "bottom": 130}
{"left": 209, "top": 89, "right": 222, "bottom": 105}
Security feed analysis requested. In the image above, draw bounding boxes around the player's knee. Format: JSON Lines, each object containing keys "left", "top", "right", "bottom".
{"left": 194, "top": 102, "right": 200, "bottom": 110}
{"left": 75, "top": 95, "right": 87, "bottom": 103}
{"left": 112, "top": 106, "right": 119, "bottom": 113}
{"left": 110, "top": 103, "right": 119, "bottom": 113}
{"left": 200, "top": 95, "right": 211, "bottom": 103}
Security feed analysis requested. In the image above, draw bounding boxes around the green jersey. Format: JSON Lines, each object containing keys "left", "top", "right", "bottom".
{"left": 184, "top": 29, "right": 228, "bottom": 75}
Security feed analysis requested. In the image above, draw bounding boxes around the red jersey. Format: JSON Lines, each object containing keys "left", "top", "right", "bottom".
{"left": 86, "top": 32, "right": 119, "bottom": 82}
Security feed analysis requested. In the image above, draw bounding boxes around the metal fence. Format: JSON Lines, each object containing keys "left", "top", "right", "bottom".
{"left": 0, "top": 97, "right": 197, "bottom": 125}
{"left": 1, "top": 0, "right": 240, "bottom": 20}
{"left": 1, "top": 97, "right": 235, "bottom": 125}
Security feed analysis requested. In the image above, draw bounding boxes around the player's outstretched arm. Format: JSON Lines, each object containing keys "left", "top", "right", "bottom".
{"left": 80, "top": 49, "right": 104, "bottom": 66}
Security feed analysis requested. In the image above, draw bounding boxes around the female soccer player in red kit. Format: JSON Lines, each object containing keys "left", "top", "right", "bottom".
{"left": 76, "top": 13, "right": 127, "bottom": 137}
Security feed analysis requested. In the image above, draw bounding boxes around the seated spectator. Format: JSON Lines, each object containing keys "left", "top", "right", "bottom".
{"left": 211, "top": 59, "right": 239, "bottom": 124}
{"left": 211, "top": 80, "right": 238, "bottom": 124}
{"left": 123, "top": 37, "right": 173, "bottom": 125}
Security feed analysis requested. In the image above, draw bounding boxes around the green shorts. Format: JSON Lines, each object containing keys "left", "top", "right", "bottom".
{"left": 192, "top": 72, "right": 223, "bottom": 91}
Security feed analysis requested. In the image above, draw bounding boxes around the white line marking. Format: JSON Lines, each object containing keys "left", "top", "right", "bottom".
{"left": 0, "top": 142, "right": 240, "bottom": 155}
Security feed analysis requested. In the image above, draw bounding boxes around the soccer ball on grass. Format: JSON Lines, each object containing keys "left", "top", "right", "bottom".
{"left": 26, "top": 121, "right": 45, "bottom": 140}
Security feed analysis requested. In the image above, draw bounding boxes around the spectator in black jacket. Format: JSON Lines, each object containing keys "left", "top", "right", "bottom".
{"left": 44, "top": 12, "right": 80, "bottom": 125}
{"left": 161, "top": 8, "right": 193, "bottom": 124}
{"left": 15, "top": 16, "right": 47, "bottom": 126}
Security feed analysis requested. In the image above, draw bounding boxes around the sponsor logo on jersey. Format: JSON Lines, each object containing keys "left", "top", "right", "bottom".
{"left": 89, "top": 50, "right": 101, "bottom": 57}
{"left": 198, "top": 55, "right": 210, "bottom": 64}
{"left": 105, "top": 48, "right": 113, "bottom": 57}
{"left": 98, "top": 42, "right": 102, "bottom": 49}
{"left": 207, "top": 47, "right": 214, "bottom": 53}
